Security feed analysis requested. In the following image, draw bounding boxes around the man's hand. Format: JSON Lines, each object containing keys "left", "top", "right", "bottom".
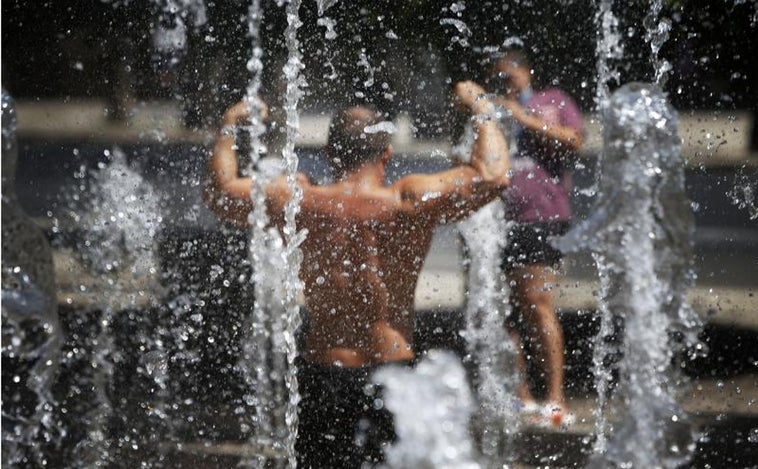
{"left": 205, "top": 97, "right": 269, "bottom": 226}
{"left": 453, "top": 81, "right": 493, "bottom": 115}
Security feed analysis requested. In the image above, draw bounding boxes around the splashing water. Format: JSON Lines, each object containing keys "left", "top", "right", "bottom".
{"left": 316, "top": 0, "right": 338, "bottom": 80}
{"left": 727, "top": 170, "right": 758, "bottom": 220}
{"left": 364, "top": 121, "right": 397, "bottom": 134}
{"left": 356, "top": 49, "right": 376, "bottom": 92}
{"left": 583, "top": 0, "right": 625, "bottom": 406}
{"left": 440, "top": 1, "right": 470, "bottom": 48}
{"left": 556, "top": 83, "right": 701, "bottom": 468}
{"left": 594, "top": 0, "right": 623, "bottom": 111}
{"left": 72, "top": 148, "right": 163, "bottom": 281}
{"left": 315, "top": 0, "right": 337, "bottom": 16}
{"left": 374, "top": 350, "right": 481, "bottom": 469}
{"left": 2, "top": 273, "right": 63, "bottom": 467}
{"left": 575, "top": 0, "right": 625, "bottom": 206}
{"left": 149, "top": 0, "right": 208, "bottom": 69}
{"left": 643, "top": 0, "right": 672, "bottom": 88}
{"left": 458, "top": 202, "right": 519, "bottom": 466}
{"left": 68, "top": 147, "right": 164, "bottom": 465}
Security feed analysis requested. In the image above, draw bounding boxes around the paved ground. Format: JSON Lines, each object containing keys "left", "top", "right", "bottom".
{"left": 144, "top": 373, "right": 758, "bottom": 467}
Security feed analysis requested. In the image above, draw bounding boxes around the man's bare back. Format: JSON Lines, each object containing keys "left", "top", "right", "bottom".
{"left": 205, "top": 82, "right": 510, "bottom": 368}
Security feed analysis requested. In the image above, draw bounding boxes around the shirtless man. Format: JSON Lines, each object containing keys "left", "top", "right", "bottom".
{"left": 204, "top": 81, "right": 510, "bottom": 467}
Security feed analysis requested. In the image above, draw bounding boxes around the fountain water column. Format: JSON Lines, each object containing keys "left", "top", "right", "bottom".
{"left": 281, "top": 1, "right": 307, "bottom": 466}
{"left": 557, "top": 83, "right": 700, "bottom": 468}
{"left": 590, "top": 0, "right": 624, "bottom": 452}
{"left": 233, "top": 0, "right": 288, "bottom": 465}
{"left": 440, "top": 6, "right": 518, "bottom": 464}
{"left": 458, "top": 202, "right": 519, "bottom": 467}
{"left": 374, "top": 351, "right": 481, "bottom": 469}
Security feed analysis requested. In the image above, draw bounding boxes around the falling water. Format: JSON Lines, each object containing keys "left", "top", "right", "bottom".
{"left": 241, "top": 0, "right": 270, "bottom": 449}
{"left": 281, "top": 1, "right": 307, "bottom": 466}
{"left": 458, "top": 202, "right": 519, "bottom": 466}
{"left": 232, "top": 0, "right": 292, "bottom": 466}
{"left": 315, "top": 0, "right": 338, "bottom": 81}
{"left": 440, "top": 1, "right": 471, "bottom": 49}
{"left": 556, "top": 83, "right": 701, "bottom": 468}
{"left": 374, "top": 350, "right": 481, "bottom": 469}
{"left": 588, "top": 0, "right": 624, "bottom": 448}
{"left": 727, "top": 169, "right": 758, "bottom": 220}
{"left": 594, "top": 0, "right": 623, "bottom": 111}
{"left": 1, "top": 271, "right": 62, "bottom": 468}
{"left": 643, "top": 0, "right": 672, "bottom": 87}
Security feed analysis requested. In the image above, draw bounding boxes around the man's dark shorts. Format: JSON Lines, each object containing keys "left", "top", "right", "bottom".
{"left": 501, "top": 221, "right": 570, "bottom": 272}
{"left": 296, "top": 359, "right": 410, "bottom": 468}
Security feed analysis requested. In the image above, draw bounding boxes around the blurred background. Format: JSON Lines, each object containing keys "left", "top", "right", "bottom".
{"left": 2, "top": 0, "right": 758, "bottom": 467}
{"left": 3, "top": 1, "right": 757, "bottom": 129}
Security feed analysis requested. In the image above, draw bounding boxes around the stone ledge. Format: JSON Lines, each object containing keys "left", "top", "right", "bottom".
{"left": 16, "top": 100, "right": 757, "bottom": 167}
{"left": 414, "top": 270, "right": 757, "bottom": 330}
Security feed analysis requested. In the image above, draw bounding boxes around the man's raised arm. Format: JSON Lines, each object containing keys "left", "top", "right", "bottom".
{"left": 203, "top": 101, "right": 266, "bottom": 225}
{"left": 398, "top": 81, "right": 510, "bottom": 222}
{"left": 454, "top": 80, "right": 511, "bottom": 185}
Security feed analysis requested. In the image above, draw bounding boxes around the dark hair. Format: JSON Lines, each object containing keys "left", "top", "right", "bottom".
{"left": 326, "top": 106, "right": 392, "bottom": 176}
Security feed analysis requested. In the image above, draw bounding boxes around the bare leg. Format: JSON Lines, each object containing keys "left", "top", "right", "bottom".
{"left": 511, "top": 264, "right": 566, "bottom": 410}
{"left": 508, "top": 327, "right": 536, "bottom": 406}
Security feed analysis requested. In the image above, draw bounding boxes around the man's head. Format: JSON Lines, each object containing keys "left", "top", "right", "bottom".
{"left": 487, "top": 49, "right": 532, "bottom": 98}
{"left": 326, "top": 106, "right": 392, "bottom": 177}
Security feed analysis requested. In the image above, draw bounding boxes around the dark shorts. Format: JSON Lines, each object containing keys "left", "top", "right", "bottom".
{"left": 296, "top": 360, "right": 410, "bottom": 468}
{"left": 500, "top": 222, "right": 570, "bottom": 272}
